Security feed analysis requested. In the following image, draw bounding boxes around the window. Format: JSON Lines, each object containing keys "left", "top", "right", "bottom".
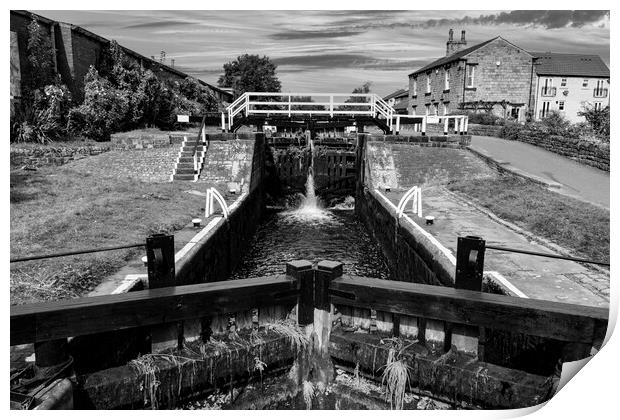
{"left": 466, "top": 65, "right": 475, "bottom": 88}
{"left": 412, "top": 79, "right": 417, "bottom": 96}
{"left": 444, "top": 69, "right": 450, "bottom": 90}
{"left": 425, "top": 104, "right": 430, "bottom": 115}
{"left": 426, "top": 73, "right": 431, "bottom": 93}
{"left": 433, "top": 104, "right": 439, "bottom": 115}
{"left": 558, "top": 101, "right": 565, "bottom": 111}
{"left": 561, "top": 78, "right": 567, "bottom": 87}
{"left": 582, "top": 79, "right": 589, "bottom": 88}
{"left": 541, "top": 101, "right": 550, "bottom": 118}
{"left": 594, "top": 102, "right": 602, "bottom": 111}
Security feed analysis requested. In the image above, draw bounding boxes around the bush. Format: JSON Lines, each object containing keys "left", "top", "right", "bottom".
{"left": 579, "top": 104, "right": 609, "bottom": 141}
{"left": 67, "top": 66, "right": 131, "bottom": 141}
{"left": 499, "top": 121, "right": 523, "bottom": 140}
{"left": 11, "top": 82, "right": 72, "bottom": 144}
{"left": 466, "top": 111, "right": 504, "bottom": 126}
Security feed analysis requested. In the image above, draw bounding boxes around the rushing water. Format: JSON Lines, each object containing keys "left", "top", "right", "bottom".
{"left": 231, "top": 139, "right": 392, "bottom": 280}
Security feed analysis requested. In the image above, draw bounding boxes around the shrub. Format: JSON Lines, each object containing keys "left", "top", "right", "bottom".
{"left": 466, "top": 111, "right": 504, "bottom": 126}
{"left": 579, "top": 104, "right": 609, "bottom": 141}
{"left": 67, "top": 66, "right": 130, "bottom": 141}
{"left": 11, "top": 82, "right": 71, "bottom": 144}
{"left": 499, "top": 121, "right": 522, "bottom": 140}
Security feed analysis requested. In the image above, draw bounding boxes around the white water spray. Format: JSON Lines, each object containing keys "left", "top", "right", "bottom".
{"left": 287, "top": 136, "right": 330, "bottom": 220}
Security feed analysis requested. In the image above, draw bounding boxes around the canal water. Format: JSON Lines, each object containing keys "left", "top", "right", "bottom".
{"left": 231, "top": 169, "right": 392, "bottom": 280}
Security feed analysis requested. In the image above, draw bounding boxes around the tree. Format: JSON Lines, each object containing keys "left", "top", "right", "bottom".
{"left": 340, "top": 81, "right": 372, "bottom": 111}
{"left": 218, "top": 54, "right": 281, "bottom": 98}
{"left": 26, "top": 18, "right": 56, "bottom": 91}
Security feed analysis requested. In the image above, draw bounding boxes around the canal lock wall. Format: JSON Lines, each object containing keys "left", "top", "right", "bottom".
{"left": 65, "top": 131, "right": 564, "bottom": 409}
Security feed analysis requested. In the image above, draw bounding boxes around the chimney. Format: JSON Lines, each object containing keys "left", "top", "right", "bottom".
{"left": 446, "top": 28, "right": 468, "bottom": 56}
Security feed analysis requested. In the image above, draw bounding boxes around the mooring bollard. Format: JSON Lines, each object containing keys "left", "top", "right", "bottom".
{"left": 146, "top": 233, "right": 181, "bottom": 352}
{"left": 286, "top": 260, "right": 314, "bottom": 327}
{"left": 315, "top": 261, "right": 343, "bottom": 350}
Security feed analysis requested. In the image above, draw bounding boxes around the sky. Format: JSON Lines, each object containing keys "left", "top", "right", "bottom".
{"left": 34, "top": 10, "right": 610, "bottom": 96}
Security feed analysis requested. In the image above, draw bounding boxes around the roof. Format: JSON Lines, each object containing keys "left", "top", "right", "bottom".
{"left": 383, "top": 88, "right": 408, "bottom": 101}
{"left": 409, "top": 37, "right": 498, "bottom": 77}
{"left": 531, "top": 52, "right": 610, "bottom": 78}
{"left": 393, "top": 99, "right": 409, "bottom": 111}
{"left": 409, "top": 36, "right": 532, "bottom": 77}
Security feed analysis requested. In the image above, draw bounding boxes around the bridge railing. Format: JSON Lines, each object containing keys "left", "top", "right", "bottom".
{"left": 223, "top": 92, "right": 395, "bottom": 131}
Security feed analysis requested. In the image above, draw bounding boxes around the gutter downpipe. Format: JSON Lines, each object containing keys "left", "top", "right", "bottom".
{"left": 529, "top": 58, "right": 537, "bottom": 122}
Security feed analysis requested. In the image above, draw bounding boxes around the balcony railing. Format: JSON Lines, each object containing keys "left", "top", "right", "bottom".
{"left": 540, "top": 87, "right": 556, "bottom": 97}
{"left": 593, "top": 88, "right": 608, "bottom": 98}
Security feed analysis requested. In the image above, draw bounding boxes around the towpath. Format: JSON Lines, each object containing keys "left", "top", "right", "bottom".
{"left": 383, "top": 186, "right": 609, "bottom": 307}
{"left": 469, "top": 136, "right": 610, "bottom": 209}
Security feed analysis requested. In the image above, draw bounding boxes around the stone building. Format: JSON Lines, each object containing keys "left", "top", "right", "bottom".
{"left": 10, "top": 10, "right": 233, "bottom": 106}
{"left": 408, "top": 30, "right": 534, "bottom": 122}
{"left": 406, "top": 30, "right": 610, "bottom": 123}
{"left": 382, "top": 88, "right": 409, "bottom": 114}
{"left": 531, "top": 52, "right": 610, "bottom": 123}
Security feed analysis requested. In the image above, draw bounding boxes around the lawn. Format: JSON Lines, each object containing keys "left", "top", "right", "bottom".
{"left": 10, "top": 164, "right": 205, "bottom": 305}
{"left": 447, "top": 175, "right": 610, "bottom": 263}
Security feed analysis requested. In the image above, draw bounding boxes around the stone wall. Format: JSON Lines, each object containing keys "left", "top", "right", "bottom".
{"left": 467, "top": 124, "right": 610, "bottom": 171}
{"left": 408, "top": 38, "right": 533, "bottom": 118}
{"left": 175, "top": 133, "right": 266, "bottom": 285}
{"left": 467, "top": 123, "right": 503, "bottom": 137}
{"left": 10, "top": 144, "right": 111, "bottom": 167}
{"left": 110, "top": 131, "right": 172, "bottom": 149}
{"left": 510, "top": 133, "right": 610, "bottom": 171}
{"left": 365, "top": 133, "right": 471, "bottom": 147}
{"left": 354, "top": 134, "right": 455, "bottom": 287}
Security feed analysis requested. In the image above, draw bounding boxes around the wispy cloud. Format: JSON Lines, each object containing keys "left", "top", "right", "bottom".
{"left": 124, "top": 20, "right": 191, "bottom": 29}
{"left": 32, "top": 10, "right": 609, "bottom": 95}
{"left": 269, "top": 29, "right": 363, "bottom": 40}
{"left": 273, "top": 54, "right": 427, "bottom": 71}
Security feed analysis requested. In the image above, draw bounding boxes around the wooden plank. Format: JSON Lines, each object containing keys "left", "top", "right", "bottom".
{"left": 329, "top": 275, "right": 608, "bottom": 344}
{"left": 11, "top": 275, "right": 298, "bottom": 345}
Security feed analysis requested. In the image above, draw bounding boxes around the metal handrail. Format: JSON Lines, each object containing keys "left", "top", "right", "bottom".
{"left": 190, "top": 115, "right": 207, "bottom": 177}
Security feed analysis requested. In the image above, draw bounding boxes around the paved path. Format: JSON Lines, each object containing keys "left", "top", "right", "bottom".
{"left": 384, "top": 186, "right": 609, "bottom": 308}
{"left": 469, "top": 136, "right": 610, "bottom": 209}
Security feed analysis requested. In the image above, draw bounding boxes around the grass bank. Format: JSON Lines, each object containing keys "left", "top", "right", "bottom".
{"left": 10, "top": 165, "right": 204, "bottom": 305}
{"left": 447, "top": 175, "right": 609, "bottom": 263}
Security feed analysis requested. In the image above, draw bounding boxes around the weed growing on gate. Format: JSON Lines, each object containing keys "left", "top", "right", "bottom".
{"left": 380, "top": 337, "right": 417, "bottom": 410}
{"left": 263, "top": 319, "right": 310, "bottom": 352}
{"left": 129, "top": 353, "right": 202, "bottom": 409}
{"left": 302, "top": 380, "right": 315, "bottom": 409}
